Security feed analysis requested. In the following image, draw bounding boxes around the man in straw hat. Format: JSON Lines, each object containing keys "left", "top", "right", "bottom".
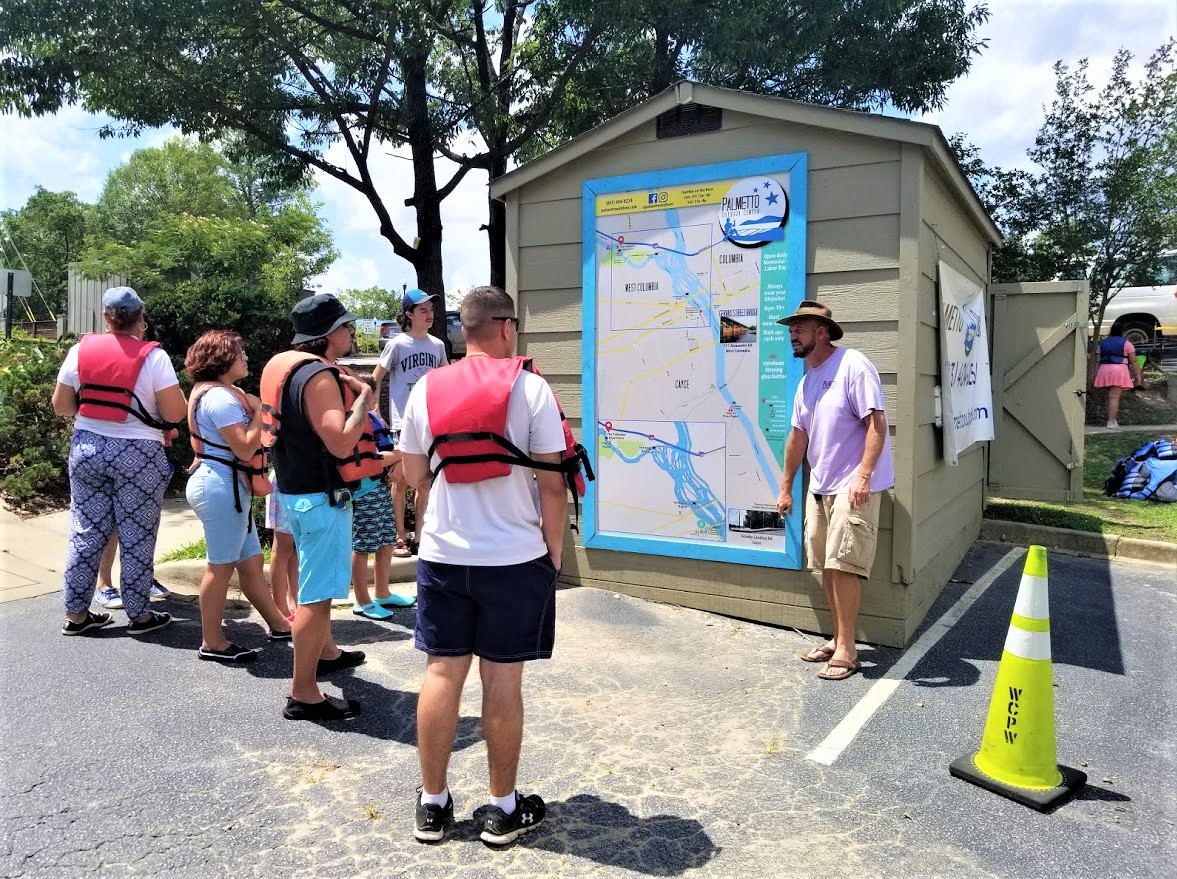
{"left": 775, "top": 300, "right": 894, "bottom": 681}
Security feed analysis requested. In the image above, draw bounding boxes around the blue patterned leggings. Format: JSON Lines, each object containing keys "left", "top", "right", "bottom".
{"left": 63, "top": 430, "right": 170, "bottom": 620}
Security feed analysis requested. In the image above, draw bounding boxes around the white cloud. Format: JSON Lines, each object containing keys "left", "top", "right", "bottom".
{"left": 309, "top": 136, "right": 491, "bottom": 299}
{"left": 1, "top": 106, "right": 114, "bottom": 204}
{"left": 916, "top": 0, "right": 1176, "bottom": 169}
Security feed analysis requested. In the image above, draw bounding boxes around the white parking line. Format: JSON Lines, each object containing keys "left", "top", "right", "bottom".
{"left": 806, "top": 546, "right": 1025, "bottom": 766}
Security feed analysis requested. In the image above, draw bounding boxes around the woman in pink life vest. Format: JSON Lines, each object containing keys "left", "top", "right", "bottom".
{"left": 51, "top": 287, "right": 187, "bottom": 636}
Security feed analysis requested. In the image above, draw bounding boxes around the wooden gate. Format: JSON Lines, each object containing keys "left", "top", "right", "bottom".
{"left": 989, "top": 281, "right": 1088, "bottom": 501}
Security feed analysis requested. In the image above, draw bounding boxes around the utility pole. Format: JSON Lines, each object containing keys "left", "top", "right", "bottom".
{"left": 4, "top": 271, "right": 12, "bottom": 340}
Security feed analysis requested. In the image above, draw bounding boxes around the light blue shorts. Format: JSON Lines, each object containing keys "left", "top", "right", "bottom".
{"left": 277, "top": 490, "right": 353, "bottom": 605}
{"left": 186, "top": 464, "right": 263, "bottom": 565}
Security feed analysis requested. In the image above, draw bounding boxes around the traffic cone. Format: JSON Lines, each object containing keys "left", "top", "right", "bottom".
{"left": 949, "top": 545, "right": 1086, "bottom": 811}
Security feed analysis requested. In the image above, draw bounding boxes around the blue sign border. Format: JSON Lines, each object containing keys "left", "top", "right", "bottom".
{"left": 581, "top": 153, "right": 807, "bottom": 569}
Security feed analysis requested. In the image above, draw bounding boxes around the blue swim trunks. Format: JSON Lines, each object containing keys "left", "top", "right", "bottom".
{"left": 277, "top": 490, "right": 353, "bottom": 605}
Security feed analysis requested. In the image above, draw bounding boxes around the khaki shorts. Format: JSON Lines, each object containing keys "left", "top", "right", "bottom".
{"left": 804, "top": 491, "right": 882, "bottom": 578}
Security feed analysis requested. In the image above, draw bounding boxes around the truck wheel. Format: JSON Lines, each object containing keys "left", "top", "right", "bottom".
{"left": 1115, "top": 318, "right": 1156, "bottom": 347}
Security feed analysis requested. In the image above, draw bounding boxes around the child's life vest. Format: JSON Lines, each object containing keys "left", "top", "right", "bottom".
{"left": 258, "top": 352, "right": 386, "bottom": 493}
{"left": 424, "top": 355, "right": 594, "bottom": 524}
{"left": 186, "top": 382, "right": 272, "bottom": 519}
{"left": 76, "top": 333, "right": 179, "bottom": 429}
{"left": 370, "top": 410, "right": 396, "bottom": 451}
{"left": 1098, "top": 336, "right": 1128, "bottom": 364}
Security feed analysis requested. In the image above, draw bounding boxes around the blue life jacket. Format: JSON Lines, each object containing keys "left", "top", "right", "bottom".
{"left": 1098, "top": 336, "right": 1128, "bottom": 365}
{"left": 1106, "top": 439, "right": 1177, "bottom": 502}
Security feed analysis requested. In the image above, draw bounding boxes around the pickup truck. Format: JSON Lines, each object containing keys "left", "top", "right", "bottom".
{"left": 1097, "top": 251, "right": 1177, "bottom": 347}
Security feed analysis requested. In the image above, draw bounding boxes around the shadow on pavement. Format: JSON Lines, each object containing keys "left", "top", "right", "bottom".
{"left": 320, "top": 673, "right": 483, "bottom": 749}
{"left": 844, "top": 547, "right": 1128, "bottom": 691}
{"left": 1076, "top": 784, "right": 1132, "bottom": 804}
{"left": 432, "top": 794, "right": 719, "bottom": 875}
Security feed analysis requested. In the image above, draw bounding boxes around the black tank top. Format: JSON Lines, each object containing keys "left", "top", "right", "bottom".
{"left": 272, "top": 360, "right": 344, "bottom": 495}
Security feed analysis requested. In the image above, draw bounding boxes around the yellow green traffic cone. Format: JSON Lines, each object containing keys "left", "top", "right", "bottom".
{"left": 949, "top": 545, "right": 1086, "bottom": 811}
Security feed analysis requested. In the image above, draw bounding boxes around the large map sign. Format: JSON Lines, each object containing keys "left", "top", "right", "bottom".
{"left": 581, "top": 154, "right": 807, "bottom": 569}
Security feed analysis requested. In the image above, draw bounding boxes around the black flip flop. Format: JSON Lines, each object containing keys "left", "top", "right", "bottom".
{"left": 198, "top": 643, "right": 260, "bottom": 664}
{"left": 283, "top": 695, "right": 361, "bottom": 721}
{"left": 317, "top": 649, "right": 366, "bottom": 675}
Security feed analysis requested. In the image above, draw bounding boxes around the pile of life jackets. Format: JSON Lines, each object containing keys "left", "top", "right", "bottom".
{"left": 1103, "top": 439, "right": 1177, "bottom": 503}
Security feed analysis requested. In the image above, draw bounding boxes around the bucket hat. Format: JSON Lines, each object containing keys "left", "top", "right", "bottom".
{"left": 291, "top": 294, "right": 358, "bottom": 344}
{"left": 776, "top": 299, "right": 843, "bottom": 341}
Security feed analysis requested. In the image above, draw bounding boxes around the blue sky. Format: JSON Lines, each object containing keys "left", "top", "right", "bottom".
{"left": 1, "top": 0, "right": 1173, "bottom": 304}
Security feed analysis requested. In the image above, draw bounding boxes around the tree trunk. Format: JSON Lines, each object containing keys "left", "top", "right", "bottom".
{"left": 403, "top": 45, "right": 450, "bottom": 354}
{"left": 487, "top": 153, "right": 508, "bottom": 290}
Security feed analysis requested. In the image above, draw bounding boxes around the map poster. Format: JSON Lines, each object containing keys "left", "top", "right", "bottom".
{"left": 937, "top": 261, "right": 995, "bottom": 467}
{"left": 581, "top": 154, "right": 808, "bottom": 569}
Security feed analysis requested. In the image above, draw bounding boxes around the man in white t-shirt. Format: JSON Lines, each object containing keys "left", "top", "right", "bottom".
{"left": 399, "top": 286, "right": 567, "bottom": 846}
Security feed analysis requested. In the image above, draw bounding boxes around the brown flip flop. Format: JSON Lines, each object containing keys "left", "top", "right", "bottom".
{"left": 392, "top": 538, "right": 412, "bottom": 559}
{"left": 816, "top": 659, "right": 860, "bottom": 681}
{"left": 798, "top": 645, "right": 835, "bottom": 663}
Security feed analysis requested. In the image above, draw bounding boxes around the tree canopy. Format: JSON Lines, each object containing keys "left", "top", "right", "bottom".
{"left": 341, "top": 286, "right": 402, "bottom": 320}
{"left": 0, "top": 187, "right": 91, "bottom": 317}
{"left": 0, "top": 0, "right": 991, "bottom": 294}
{"left": 78, "top": 137, "right": 337, "bottom": 376}
{"left": 952, "top": 39, "right": 1177, "bottom": 336}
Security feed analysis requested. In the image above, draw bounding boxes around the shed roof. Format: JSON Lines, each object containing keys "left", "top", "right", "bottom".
{"left": 490, "top": 81, "right": 1002, "bottom": 246}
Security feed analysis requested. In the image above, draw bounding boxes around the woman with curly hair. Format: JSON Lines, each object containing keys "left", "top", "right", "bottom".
{"left": 184, "top": 330, "right": 292, "bottom": 663}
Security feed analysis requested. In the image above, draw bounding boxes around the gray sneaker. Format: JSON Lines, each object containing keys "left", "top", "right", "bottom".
{"left": 149, "top": 579, "right": 171, "bottom": 599}
{"left": 97, "top": 587, "right": 123, "bottom": 609}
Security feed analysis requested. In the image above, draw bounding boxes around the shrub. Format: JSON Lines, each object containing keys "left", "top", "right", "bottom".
{"left": 354, "top": 326, "right": 380, "bottom": 354}
{"left": 0, "top": 339, "right": 73, "bottom": 505}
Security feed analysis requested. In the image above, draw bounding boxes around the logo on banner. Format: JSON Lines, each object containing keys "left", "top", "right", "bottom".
{"left": 963, "top": 305, "right": 980, "bottom": 356}
{"left": 719, "top": 177, "right": 788, "bottom": 248}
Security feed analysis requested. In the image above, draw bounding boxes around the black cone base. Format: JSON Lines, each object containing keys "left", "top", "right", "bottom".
{"left": 949, "top": 755, "right": 1087, "bottom": 813}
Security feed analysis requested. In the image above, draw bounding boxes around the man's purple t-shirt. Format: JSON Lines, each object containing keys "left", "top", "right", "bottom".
{"left": 791, "top": 347, "right": 896, "bottom": 495}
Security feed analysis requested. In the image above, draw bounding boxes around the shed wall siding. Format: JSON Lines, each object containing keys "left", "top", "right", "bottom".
{"left": 905, "top": 158, "right": 990, "bottom": 629}
{"left": 510, "top": 113, "right": 915, "bottom": 645}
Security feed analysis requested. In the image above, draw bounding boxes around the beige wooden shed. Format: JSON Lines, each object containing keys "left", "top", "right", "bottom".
{"left": 490, "top": 82, "right": 1003, "bottom": 647}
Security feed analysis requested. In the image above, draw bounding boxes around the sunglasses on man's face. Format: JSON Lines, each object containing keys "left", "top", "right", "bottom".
{"left": 491, "top": 316, "right": 520, "bottom": 329}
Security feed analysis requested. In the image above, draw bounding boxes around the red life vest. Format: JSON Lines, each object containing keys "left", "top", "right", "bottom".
{"left": 76, "top": 333, "right": 172, "bottom": 428}
{"left": 187, "top": 382, "right": 272, "bottom": 517}
{"left": 258, "top": 351, "right": 385, "bottom": 489}
{"left": 425, "top": 356, "right": 593, "bottom": 514}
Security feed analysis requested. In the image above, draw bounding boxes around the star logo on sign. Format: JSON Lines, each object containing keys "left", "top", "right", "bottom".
{"left": 765, "top": 191, "right": 779, "bottom": 206}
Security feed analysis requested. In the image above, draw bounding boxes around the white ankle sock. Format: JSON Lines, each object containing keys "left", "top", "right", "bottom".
{"left": 421, "top": 787, "right": 449, "bottom": 807}
{"left": 490, "top": 791, "right": 517, "bottom": 814}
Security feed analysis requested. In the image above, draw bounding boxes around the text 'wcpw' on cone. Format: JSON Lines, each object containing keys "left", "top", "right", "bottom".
{"left": 949, "top": 545, "right": 1086, "bottom": 811}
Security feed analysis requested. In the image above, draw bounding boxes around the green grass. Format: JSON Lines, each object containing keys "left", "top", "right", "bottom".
{"left": 159, "top": 538, "right": 272, "bottom": 564}
{"left": 987, "top": 430, "right": 1177, "bottom": 543}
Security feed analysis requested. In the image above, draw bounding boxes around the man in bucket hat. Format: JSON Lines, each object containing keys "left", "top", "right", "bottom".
{"left": 265, "top": 294, "right": 373, "bottom": 721}
{"left": 775, "top": 300, "right": 894, "bottom": 681}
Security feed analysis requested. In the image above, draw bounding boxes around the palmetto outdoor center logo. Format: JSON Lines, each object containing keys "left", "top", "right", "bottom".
{"left": 718, "top": 177, "right": 788, "bottom": 248}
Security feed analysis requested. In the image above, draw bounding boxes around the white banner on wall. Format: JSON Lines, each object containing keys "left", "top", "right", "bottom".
{"left": 938, "top": 261, "right": 994, "bottom": 467}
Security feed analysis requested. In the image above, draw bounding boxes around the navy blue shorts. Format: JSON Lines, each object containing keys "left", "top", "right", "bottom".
{"left": 415, "top": 555, "right": 559, "bottom": 662}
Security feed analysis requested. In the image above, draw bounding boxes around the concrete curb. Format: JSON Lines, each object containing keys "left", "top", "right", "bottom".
{"left": 980, "top": 519, "right": 1177, "bottom": 567}
{"left": 153, "top": 556, "right": 419, "bottom": 608}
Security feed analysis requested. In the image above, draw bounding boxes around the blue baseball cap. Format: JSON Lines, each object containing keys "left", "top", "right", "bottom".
{"left": 102, "top": 286, "right": 144, "bottom": 311}
{"left": 402, "top": 288, "right": 440, "bottom": 313}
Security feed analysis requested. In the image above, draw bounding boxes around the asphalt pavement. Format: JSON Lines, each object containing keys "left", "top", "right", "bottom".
{"left": 1, "top": 540, "right": 1173, "bottom": 879}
